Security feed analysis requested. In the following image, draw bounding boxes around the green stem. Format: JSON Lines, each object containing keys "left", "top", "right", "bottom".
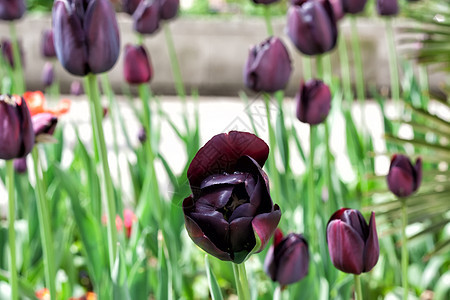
{"left": 401, "top": 199, "right": 409, "bottom": 300}
{"left": 263, "top": 6, "right": 274, "bottom": 36}
{"left": 354, "top": 274, "right": 363, "bottom": 300}
{"left": 263, "top": 94, "right": 282, "bottom": 206}
{"left": 324, "top": 122, "right": 334, "bottom": 216}
{"left": 307, "top": 126, "right": 316, "bottom": 247}
{"left": 9, "top": 23, "right": 25, "bottom": 94}
{"left": 338, "top": 33, "right": 353, "bottom": 102}
{"left": 350, "top": 17, "right": 365, "bottom": 104}
{"left": 32, "top": 148, "right": 56, "bottom": 300}
{"left": 84, "top": 73, "right": 117, "bottom": 272}
{"left": 136, "top": 33, "right": 144, "bottom": 46}
{"left": 231, "top": 263, "right": 250, "bottom": 300}
{"left": 302, "top": 56, "right": 312, "bottom": 81}
{"left": 274, "top": 285, "right": 282, "bottom": 300}
{"left": 386, "top": 19, "right": 400, "bottom": 103}
{"left": 316, "top": 55, "right": 324, "bottom": 80}
{"left": 163, "top": 23, "right": 186, "bottom": 99}
{"left": 6, "top": 160, "right": 18, "bottom": 300}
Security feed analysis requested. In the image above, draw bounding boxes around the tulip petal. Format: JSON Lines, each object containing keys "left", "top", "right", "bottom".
{"left": 363, "top": 212, "right": 379, "bottom": 272}
{"left": 387, "top": 167, "right": 414, "bottom": 197}
{"left": 17, "top": 97, "right": 35, "bottom": 157}
{"left": 275, "top": 235, "right": 309, "bottom": 285}
{"left": 327, "top": 220, "right": 365, "bottom": 274}
{"left": 0, "top": 99, "right": 21, "bottom": 159}
{"left": 229, "top": 217, "right": 255, "bottom": 258}
{"left": 263, "top": 245, "right": 276, "bottom": 281}
{"left": 187, "top": 131, "right": 269, "bottom": 190}
{"left": 251, "top": 206, "right": 281, "bottom": 253}
{"left": 196, "top": 186, "right": 233, "bottom": 212}
{"left": 414, "top": 158, "right": 422, "bottom": 193}
{"left": 200, "top": 172, "right": 250, "bottom": 189}
{"left": 341, "top": 209, "right": 369, "bottom": 241}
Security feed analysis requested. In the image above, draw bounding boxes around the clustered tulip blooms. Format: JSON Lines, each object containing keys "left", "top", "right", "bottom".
{"left": 0, "top": 0, "right": 26, "bottom": 21}
{"left": 387, "top": 154, "right": 422, "bottom": 198}
{"left": 133, "top": 0, "right": 160, "bottom": 35}
{"left": 296, "top": 79, "right": 332, "bottom": 125}
{"left": 123, "top": 44, "right": 153, "bottom": 84}
{"left": 287, "top": 0, "right": 338, "bottom": 55}
{"left": 122, "top": 0, "right": 141, "bottom": 15}
{"left": 376, "top": 0, "right": 399, "bottom": 16}
{"left": 41, "top": 29, "right": 56, "bottom": 58}
{"left": 244, "top": 37, "right": 292, "bottom": 93}
{"left": 264, "top": 229, "right": 309, "bottom": 286}
{"left": 183, "top": 131, "right": 281, "bottom": 263}
{"left": 327, "top": 208, "right": 379, "bottom": 274}
{"left": 52, "top": 0, "right": 120, "bottom": 76}
{"left": 0, "top": 94, "right": 34, "bottom": 160}
{"left": 159, "top": 0, "right": 180, "bottom": 20}
{"left": 341, "top": 0, "right": 368, "bottom": 14}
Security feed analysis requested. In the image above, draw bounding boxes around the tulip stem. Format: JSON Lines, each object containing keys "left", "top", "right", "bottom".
{"left": 84, "top": 73, "right": 118, "bottom": 272}
{"left": 338, "top": 33, "right": 353, "bottom": 102}
{"left": 401, "top": 199, "right": 409, "bottom": 300}
{"left": 31, "top": 148, "right": 56, "bottom": 300}
{"left": 6, "top": 160, "right": 18, "bottom": 300}
{"left": 274, "top": 285, "right": 282, "bottom": 300}
{"left": 385, "top": 18, "right": 400, "bottom": 104}
{"left": 354, "top": 274, "right": 363, "bottom": 300}
{"left": 163, "top": 23, "right": 186, "bottom": 99}
{"left": 302, "top": 56, "right": 312, "bottom": 81}
{"left": 350, "top": 17, "right": 365, "bottom": 104}
{"left": 316, "top": 55, "right": 323, "bottom": 80}
{"left": 307, "top": 125, "right": 316, "bottom": 248}
{"left": 263, "top": 6, "right": 274, "bottom": 36}
{"left": 232, "top": 263, "right": 250, "bottom": 300}
{"left": 9, "top": 22, "right": 25, "bottom": 94}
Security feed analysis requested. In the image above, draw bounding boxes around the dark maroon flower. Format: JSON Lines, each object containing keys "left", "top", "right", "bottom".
{"left": 244, "top": 37, "right": 292, "bottom": 93}
{"left": 133, "top": 0, "right": 160, "bottom": 35}
{"left": 122, "top": 0, "right": 141, "bottom": 15}
{"left": 264, "top": 229, "right": 309, "bottom": 286}
{"left": 41, "top": 29, "right": 57, "bottom": 58}
{"left": 123, "top": 44, "right": 153, "bottom": 84}
{"left": 296, "top": 79, "right": 331, "bottom": 125}
{"left": 0, "top": 94, "right": 34, "bottom": 160}
{"left": 159, "top": 0, "right": 179, "bottom": 20}
{"left": 387, "top": 154, "right": 422, "bottom": 198}
{"left": 341, "top": 0, "right": 368, "bottom": 14}
{"left": 42, "top": 62, "right": 55, "bottom": 87}
{"left": 14, "top": 157, "right": 27, "bottom": 173}
{"left": 252, "top": 0, "right": 280, "bottom": 5}
{"left": 329, "top": 0, "right": 345, "bottom": 20}
{"left": 32, "top": 113, "right": 58, "bottom": 138}
{"left": 70, "top": 81, "right": 84, "bottom": 96}
{"left": 287, "top": 0, "right": 338, "bottom": 55}
{"left": 0, "top": 0, "right": 26, "bottom": 21}
{"left": 1, "top": 39, "right": 24, "bottom": 69}
{"left": 183, "top": 131, "right": 281, "bottom": 263}
{"left": 52, "top": 0, "right": 121, "bottom": 76}
{"left": 376, "top": 0, "right": 399, "bottom": 16}
{"left": 327, "top": 208, "right": 379, "bottom": 274}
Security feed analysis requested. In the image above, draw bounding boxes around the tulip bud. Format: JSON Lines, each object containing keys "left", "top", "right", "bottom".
{"left": 42, "top": 62, "right": 55, "bottom": 87}
{"left": 138, "top": 126, "right": 147, "bottom": 143}
{"left": 244, "top": 37, "right": 292, "bottom": 93}
{"left": 14, "top": 157, "right": 27, "bottom": 173}
{"left": 387, "top": 154, "right": 422, "bottom": 198}
{"left": 341, "top": 0, "right": 368, "bottom": 14}
{"left": 122, "top": 0, "right": 141, "bottom": 15}
{"left": 123, "top": 209, "right": 137, "bottom": 238}
{"left": 376, "top": 0, "right": 399, "bottom": 16}
{"left": 123, "top": 44, "right": 153, "bottom": 85}
{"left": 1, "top": 39, "right": 25, "bottom": 69}
{"left": 52, "top": 0, "right": 120, "bottom": 76}
{"left": 70, "top": 81, "right": 84, "bottom": 96}
{"left": 327, "top": 208, "right": 379, "bottom": 274}
{"left": 329, "top": 0, "right": 345, "bottom": 20}
{"left": 0, "top": 94, "right": 34, "bottom": 160}
{"left": 264, "top": 229, "right": 309, "bottom": 286}
{"left": 41, "top": 29, "right": 56, "bottom": 58}
{"left": 133, "top": 0, "right": 160, "bottom": 35}
{"left": 183, "top": 131, "right": 281, "bottom": 263}
{"left": 295, "top": 79, "right": 331, "bottom": 125}
{"left": 287, "top": 0, "right": 338, "bottom": 56}
{"left": 32, "top": 113, "right": 58, "bottom": 139}
{"left": 159, "top": 0, "right": 179, "bottom": 20}
{"left": 0, "top": 0, "right": 26, "bottom": 21}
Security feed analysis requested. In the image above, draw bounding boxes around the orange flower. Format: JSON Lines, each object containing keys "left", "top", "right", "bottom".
{"left": 23, "top": 91, "right": 71, "bottom": 117}
{"left": 69, "top": 292, "right": 97, "bottom": 300}
{"left": 35, "top": 288, "right": 50, "bottom": 300}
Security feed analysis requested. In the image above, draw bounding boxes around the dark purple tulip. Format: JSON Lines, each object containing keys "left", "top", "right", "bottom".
{"left": 329, "top": 0, "right": 345, "bottom": 20}
{"left": 0, "top": 95, "right": 34, "bottom": 160}
{"left": 244, "top": 37, "right": 292, "bottom": 93}
{"left": 0, "top": 0, "right": 26, "bottom": 21}
{"left": 264, "top": 229, "right": 309, "bottom": 286}
{"left": 41, "top": 30, "right": 56, "bottom": 58}
{"left": 122, "top": 0, "right": 141, "bottom": 15}
{"left": 32, "top": 113, "right": 58, "bottom": 138}
{"left": 14, "top": 157, "right": 27, "bottom": 173}
{"left": 123, "top": 44, "right": 153, "bottom": 84}
{"left": 138, "top": 126, "right": 147, "bottom": 143}
{"left": 1, "top": 39, "right": 24, "bottom": 69}
{"left": 183, "top": 131, "right": 281, "bottom": 263}
{"left": 327, "top": 208, "right": 379, "bottom": 274}
{"left": 377, "top": 0, "right": 399, "bottom": 16}
{"left": 52, "top": 0, "right": 121, "bottom": 76}
{"left": 252, "top": 0, "right": 280, "bottom": 5}
{"left": 42, "top": 62, "right": 55, "bottom": 87}
{"left": 296, "top": 79, "right": 331, "bottom": 125}
{"left": 159, "top": 0, "right": 179, "bottom": 20}
{"left": 341, "top": 0, "right": 368, "bottom": 14}
{"left": 70, "top": 81, "right": 84, "bottom": 96}
{"left": 133, "top": 0, "right": 160, "bottom": 35}
{"left": 387, "top": 154, "right": 422, "bottom": 198}
{"left": 287, "top": 0, "right": 338, "bottom": 56}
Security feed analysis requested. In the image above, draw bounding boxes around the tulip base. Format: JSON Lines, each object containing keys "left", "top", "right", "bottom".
{"left": 401, "top": 199, "right": 409, "bottom": 300}
{"left": 354, "top": 274, "right": 363, "bottom": 300}
{"left": 6, "top": 160, "right": 18, "bottom": 300}
{"left": 232, "top": 262, "right": 250, "bottom": 300}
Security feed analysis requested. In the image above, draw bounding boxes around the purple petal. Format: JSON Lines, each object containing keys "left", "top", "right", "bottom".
{"left": 229, "top": 216, "right": 255, "bottom": 255}
{"left": 363, "top": 212, "right": 379, "bottom": 272}
{"left": 275, "top": 234, "right": 309, "bottom": 285}
{"left": 252, "top": 206, "right": 281, "bottom": 253}
{"left": 414, "top": 157, "right": 422, "bottom": 193}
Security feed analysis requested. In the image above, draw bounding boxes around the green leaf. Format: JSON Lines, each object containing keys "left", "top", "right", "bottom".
{"left": 205, "top": 255, "right": 224, "bottom": 300}
{"left": 112, "top": 246, "right": 131, "bottom": 300}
